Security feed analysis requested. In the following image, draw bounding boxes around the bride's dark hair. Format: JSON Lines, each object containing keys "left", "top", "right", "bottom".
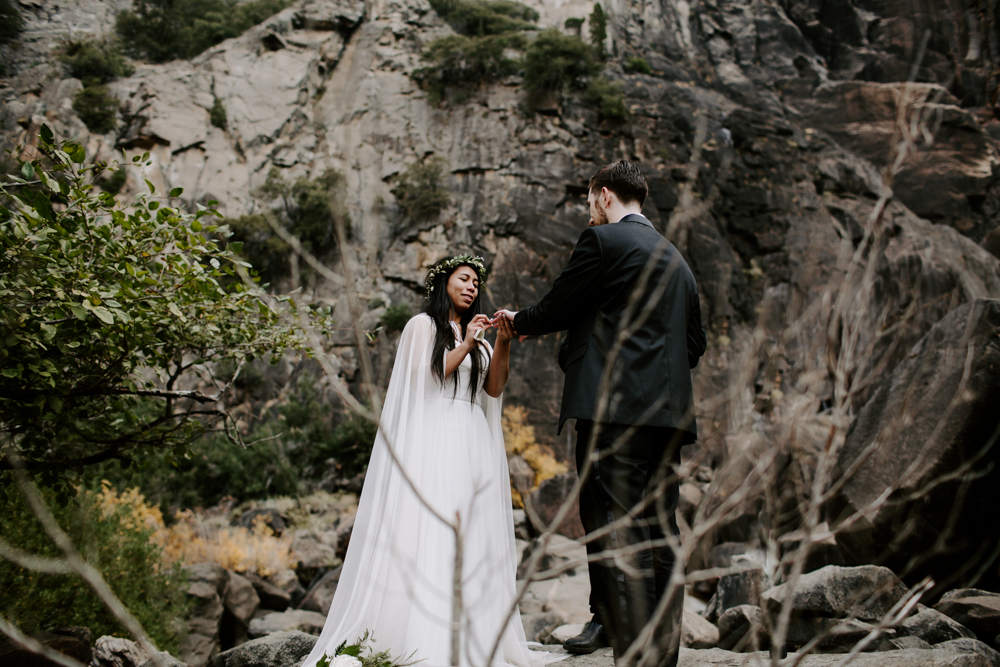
{"left": 423, "top": 257, "right": 487, "bottom": 402}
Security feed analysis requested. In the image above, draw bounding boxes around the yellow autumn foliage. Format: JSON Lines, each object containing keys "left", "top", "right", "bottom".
{"left": 502, "top": 405, "right": 568, "bottom": 509}
{"left": 91, "top": 483, "right": 295, "bottom": 578}
{"left": 156, "top": 511, "right": 295, "bottom": 578}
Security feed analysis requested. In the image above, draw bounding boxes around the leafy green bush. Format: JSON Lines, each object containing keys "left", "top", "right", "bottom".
{"left": 0, "top": 130, "right": 301, "bottom": 483}
{"left": 101, "top": 374, "right": 377, "bottom": 510}
{"left": 226, "top": 168, "right": 345, "bottom": 283}
{"left": 589, "top": 3, "right": 607, "bottom": 59}
{"left": 96, "top": 166, "right": 128, "bottom": 195}
{"left": 0, "top": 484, "right": 189, "bottom": 652}
{"left": 0, "top": 0, "right": 23, "bottom": 46}
{"left": 564, "top": 17, "right": 584, "bottom": 36}
{"left": 60, "top": 39, "right": 135, "bottom": 85}
{"left": 584, "top": 75, "right": 628, "bottom": 121}
{"left": 116, "top": 0, "right": 290, "bottom": 62}
{"left": 429, "top": 0, "right": 537, "bottom": 36}
{"left": 522, "top": 28, "right": 599, "bottom": 108}
{"left": 624, "top": 56, "right": 651, "bottom": 74}
{"left": 390, "top": 158, "right": 451, "bottom": 222}
{"left": 210, "top": 97, "right": 227, "bottom": 129}
{"left": 380, "top": 304, "right": 413, "bottom": 333}
{"left": 413, "top": 33, "right": 526, "bottom": 104}
{"left": 72, "top": 84, "right": 120, "bottom": 135}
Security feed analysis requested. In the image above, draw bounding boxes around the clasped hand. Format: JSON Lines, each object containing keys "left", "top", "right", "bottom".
{"left": 460, "top": 313, "right": 517, "bottom": 347}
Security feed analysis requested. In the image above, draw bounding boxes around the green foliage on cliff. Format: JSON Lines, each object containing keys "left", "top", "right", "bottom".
{"left": 522, "top": 28, "right": 599, "bottom": 108}
{"left": 225, "top": 168, "right": 345, "bottom": 284}
{"left": 60, "top": 39, "right": 135, "bottom": 85}
{"left": 210, "top": 97, "right": 227, "bottom": 129}
{"left": 390, "top": 158, "right": 451, "bottom": 222}
{"left": 60, "top": 40, "right": 135, "bottom": 135}
{"left": 413, "top": 33, "right": 526, "bottom": 104}
{"left": 380, "top": 304, "right": 413, "bottom": 333}
{"left": 0, "top": 0, "right": 23, "bottom": 46}
{"left": 0, "top": 484, "right": 189, "bottom": 652}
{"left": 429, "top": 0, "right": 537, "bottom": 36}
{"left": 584, "top": 75, "right": 628, "bottom": 120}
{"left": 116, "top": 0, "right": 291, "bottom": 62}
{"left": 72, "top": 84, "right": 120, "bottom": 134}
{"left": 624, "top": 56, "right": 651, "bottom": 74}
{"left": 0, "top": 129, "right": 302, "bottom": 483}
{"left": 589, "top": 3, "right": 607, "bottom": 59}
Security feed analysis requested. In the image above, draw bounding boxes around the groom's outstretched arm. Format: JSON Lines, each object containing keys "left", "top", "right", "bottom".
{"left": 510, "top": 228, "right": 604, "bottom": 337}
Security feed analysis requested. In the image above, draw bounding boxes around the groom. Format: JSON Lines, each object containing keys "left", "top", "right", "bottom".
{"left": 496, "top": 160, "right": 706, "bottom": 667}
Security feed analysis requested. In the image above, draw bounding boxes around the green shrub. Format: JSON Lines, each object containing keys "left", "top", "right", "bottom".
{"left": 73, "top": 84, "right": 119, "bottom": 134}
{"left": 564, "top": 17, "right": 584, "bottom": 36}
{"left": 96, "top": 166, "right": 128, "bottom": 195}
{"left": 589, "top": 3, "right": 607, "bottom": 59}
{"left": 584, "top": 75, "right": 628, "bottom": 121}
{"left": 60, "top": 39, "right": 135, "bottom": 85}
{"left": 226, "top": 168, "right": 344, "bottom": 283}
{"left": 413, "top": 33, "right": 526, "bottom": 104}
{"left": 380, "top": 304, "right": 413, "bottom": 333}
{"left": 210, "top": 97, "right": 227, "bottom": 129}
{"left": 429, "top": 0, "right": 537, "bottom": 36}
{"left": 0, "top": 0, "right": 23, "bottom": 46}
{"left": 0, "top": 484, "right": 189, "bottom": 652}
{"left": 390, "top": 158, "right": 451, "bottom": 222}
{"left": 522, "top": 28, "right": 599, "bottom": 108}
{"left": 116, "top": 0, "right": 290, "bottom": 62}
{"left": 624, "top": 56, "right": 651, "bottom": 74}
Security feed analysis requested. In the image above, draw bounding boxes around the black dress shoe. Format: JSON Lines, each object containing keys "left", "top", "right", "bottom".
{"left": 563, "top": 621, "right": 609, "bottom": 654}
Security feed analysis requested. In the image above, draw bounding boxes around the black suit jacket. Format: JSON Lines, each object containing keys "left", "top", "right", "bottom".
{"left": 513, "top": 214, "right": 706, "bottom": 435}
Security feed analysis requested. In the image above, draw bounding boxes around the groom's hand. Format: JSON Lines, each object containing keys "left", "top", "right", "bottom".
{"left": 494, "top": 309, "right": 528, "bottom": 342}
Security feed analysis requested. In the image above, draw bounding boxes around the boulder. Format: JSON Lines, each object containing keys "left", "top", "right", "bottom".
{"left": 233, "top": 509, "right": 287, "bottom": 537}
{"left": 761, "top": 565, "right": 908, "bottom": 623}
{"left": 717, "top": 605, "right": 767, "bottom": 651}
{"left": 137, "top": 652, "right": 188, "bottom": 667}
{"left": 785, "top": 617, "right": 890, "bottom": 653}
{"left": 210, "top": 631, "right": 318, "bottom": 667}
{"left": 181, "top": 563, "right": 229, "bottom": 667}
{"left": 517, "top": 534, "right": 587, "bottom": 580}
{"left": 91, "top": 636, "right": 149, "bottom": 667}
{"left": 524, "top": 473, "right": 586, "bottom": 540}
{"left": 225, "top": 571, "right": 261, "bottom": 626}
{"left": 675, "top": 638, "right": 1000, "bottom": 665}
{"left": 681, "top": 609, "right": 720, "bottom": 649}
{"left": 876, "top": 636, "right": 933, "bottom": 651}
{"left": 245, "top": 574, "right": 292, "bottom": 612}
{"left": 521, "top": 612, "right": 563, "bottom": 643}
{"left": 291, "top": 531, "right": 340, "bottom": 583}
{"left": 0, "top": 627, "right": 92, "bottom": 667}
{"left": 827, "top": 300, "right": 1000, "bottom": 591}
{"left": 935, "top": 590, "right": 1000, "bottom": 646}
{"left": 270, "top": 570, "right": 306, "bottom": 608}
{"left": 704, "top": 556, "right": 769, "bottom": 623}
{"left": 247, "top": 610, "right": 327, "bottom": 638}
{"left": 511, "top": 509, "right": 532, "bottom": 541}
{"left": 901, "top": 605, "right": 976, "bottom": 645}
{"left": 299, "top": 566, "right": 342, "bottom": 615}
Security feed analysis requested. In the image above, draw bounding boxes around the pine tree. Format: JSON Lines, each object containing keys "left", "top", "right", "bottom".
{"left": 589, "top": 3, "right": 607, "bottom": 60}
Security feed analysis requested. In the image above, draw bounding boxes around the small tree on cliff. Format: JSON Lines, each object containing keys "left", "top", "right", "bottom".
{"left": 589, "top": 3, "right": 607, "bottom": 60}
{"left": 0, "top": 127, "right": 307, "bottom": 486}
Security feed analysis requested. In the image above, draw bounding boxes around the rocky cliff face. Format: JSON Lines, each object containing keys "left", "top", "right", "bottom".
{"left": 3, "top": 0, "right": 1000, "bottom": 589}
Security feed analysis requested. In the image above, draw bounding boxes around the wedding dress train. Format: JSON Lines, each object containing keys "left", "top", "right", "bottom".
{"left": 301, "top": 314, "right": 556, "bottom": 667}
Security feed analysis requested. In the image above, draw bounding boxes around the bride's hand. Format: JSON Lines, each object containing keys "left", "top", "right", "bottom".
{"left": 494, "top": 313, "right": 515, "bottom": 344}
{"left": 462, "top": 314, "right": 492, "bottom": 348}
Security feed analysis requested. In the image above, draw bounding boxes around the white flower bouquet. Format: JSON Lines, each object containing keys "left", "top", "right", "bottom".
{"left": 317, "top": 630, "right": 421, "bottom": 667}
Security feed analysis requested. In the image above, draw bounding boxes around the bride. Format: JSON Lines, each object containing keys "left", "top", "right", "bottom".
{"left": 301, "top": 255, "right": 557, "bottom": 667}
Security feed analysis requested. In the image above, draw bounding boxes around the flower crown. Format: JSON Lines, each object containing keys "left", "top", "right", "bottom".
{"left": 424, "top": 254, "right": 487, "bottom": 299}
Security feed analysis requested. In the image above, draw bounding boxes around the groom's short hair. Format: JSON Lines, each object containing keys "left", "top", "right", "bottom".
{"left": 589, "top": 160, "right": 648, "bottom": 207}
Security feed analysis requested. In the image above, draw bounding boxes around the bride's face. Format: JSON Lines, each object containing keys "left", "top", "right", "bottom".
{"left": 447, "top": 265, "right": 480, "bottom": 314}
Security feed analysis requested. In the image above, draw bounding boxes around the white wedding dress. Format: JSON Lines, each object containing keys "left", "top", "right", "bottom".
{"left": 301, "top": 314, "right": 558, "bottom": 667}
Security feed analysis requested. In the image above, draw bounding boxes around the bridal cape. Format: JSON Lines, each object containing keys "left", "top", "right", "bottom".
{"left": 301, "top": 314, "right": 559, "bottom": 667}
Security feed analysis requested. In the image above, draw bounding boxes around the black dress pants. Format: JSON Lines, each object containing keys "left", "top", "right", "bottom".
{"left": 575, "top": 420, "right": 689, "bottom": 667}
